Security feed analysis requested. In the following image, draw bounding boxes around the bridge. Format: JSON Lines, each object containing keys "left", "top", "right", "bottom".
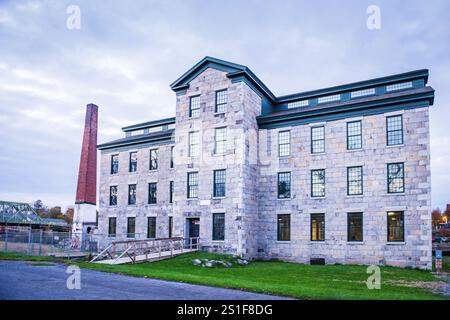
{"left": 90, "top": 237, "right": 200, "bottom": 265}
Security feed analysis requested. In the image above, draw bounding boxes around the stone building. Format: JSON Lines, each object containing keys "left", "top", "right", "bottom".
{"left": 97, "top": 57, "right": 434, "bottom": 269}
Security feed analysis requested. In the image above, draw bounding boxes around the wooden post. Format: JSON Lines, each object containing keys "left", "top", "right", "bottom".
{"left": 153, "top": 239, "right": 155, "bottom": 254}
{"left": 189, "top": 237, "right": 192, "bottom": 251}
{"left": 145, "top": 242, "right": 148, "bottom": 261}
{"left": 170, "top": 239, "right": 173, "bottom": 257}
{"left": 133, "top": 242, "right": 136, "bottom": 263}
{"left": 158, "top": 240, "right": 161, "bottom": 258}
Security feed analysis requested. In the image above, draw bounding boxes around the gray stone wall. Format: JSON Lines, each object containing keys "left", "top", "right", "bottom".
{"left": 172, "top": 68, "right": 262, "bottom": 258}
{"left": 98, "top": 142, "right": 174, "bottom": 247}
{"left": 257, "top": 107, "right": 431, "bottom": 269}
{"left": 97, "top": 66, "right": 431, "bottom": 269}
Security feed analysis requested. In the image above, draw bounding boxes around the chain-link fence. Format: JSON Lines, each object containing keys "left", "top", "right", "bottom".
{"left": 0, "top": 227, "right": 102, "bottom": 258}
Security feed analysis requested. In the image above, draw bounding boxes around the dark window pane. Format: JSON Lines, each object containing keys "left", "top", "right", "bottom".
{"left": 347, "top": 166, "right": 363, "bottom": 195}
{"left": 128, "top": 184, "right": 136, "bottom": 205}
{"left": 213, "top": 170, "right": 226, "bottom": 197}
{"left": 189, "top": 96, "right": 201, "bottom": 117}
{"left": 347, "top": 121, "right": 362, "bottom": 150}
{"left": 277, "top": 172, "right": 291, "bottom": 199}
{"left": 169, "top": 181, "right": 174, "bottom": 203}
{"left": 213, "top": 213, "right": 225, "bottom": 240}
{"left": 147, "top": 217, "right": 156, "bottom": 238}
{"left": 387, "top": 115, "right": 403, "bottom": 146}
{"left": 111, "top": 155, "right": 119, "bottom": 174}
{"left": 148, "top": 183, "right": 157, "bottom": 204}
{"left": 387, "top": 163, "right": 405, "bottom": 193}
{"left": 168, "top": 216, "right": 173, "bottom": 238}
{"left": 215, "top": 89, "right": 228, "bottom": 113}
{"left": 311, "top": 213, "right": 325, "bottom": 241}
{"left": 187, "top": 172, "right": 199, "bottom": 198}
{"left": 129, "top": 152, "right": 137, "bottom": 172}
{"left": 127, "top": 217, "right": 135, "bottom": 238}
{"left": 387, "top": 211, "right": 404, "bottom": 242}
{"left": 108, "top": 217, "right": 116, "bottom": 237}
{"left": 311, "top": 169, "right": 325, "bottom": 197}
{"left": 149, "top": 149, "right": 158, "bottom": 170}
{"left": 109, "top": 186, "right": 117, "bottom": 206}
{"left": 277, "top": 214, "right": 290, "bottom": 241}
{"left": 311, "top": 126, "right": 325, "bottom": 153}
{"left": 347, "top": 213, "right": 363, "bottom": 242}
{"left": 170, "top": 146, "right": 174, "bottom": 168}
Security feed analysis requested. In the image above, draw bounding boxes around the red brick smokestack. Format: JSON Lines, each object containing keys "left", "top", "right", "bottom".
{"left": 75, "top": 104, "right": 98, "bottom": 205}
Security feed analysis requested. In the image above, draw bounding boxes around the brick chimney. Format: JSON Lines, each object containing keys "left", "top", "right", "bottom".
{"left": 73, "top": 104, "right": 98, "bottom": 234}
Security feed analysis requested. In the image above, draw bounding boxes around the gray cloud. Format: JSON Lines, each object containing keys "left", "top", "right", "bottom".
{"left": 0, "top": 0, "right": 448, "bottom": 210}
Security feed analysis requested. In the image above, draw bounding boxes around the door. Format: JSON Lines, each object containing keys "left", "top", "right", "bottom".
{"left": 187, "top": 218, "right": 200, "bottom": 246}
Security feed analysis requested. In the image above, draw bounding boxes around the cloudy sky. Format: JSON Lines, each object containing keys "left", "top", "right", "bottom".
{"left": 0, "top": 0, "right": 448, "bottom": 210}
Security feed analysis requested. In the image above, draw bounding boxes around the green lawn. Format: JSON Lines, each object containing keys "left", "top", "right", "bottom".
{"left": 1, "top": 251, "right": 448, "bottom": 300}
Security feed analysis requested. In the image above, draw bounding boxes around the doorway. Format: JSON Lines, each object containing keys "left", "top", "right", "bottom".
{"left": 186, "top": 218, "right": 200, "bottom": 246}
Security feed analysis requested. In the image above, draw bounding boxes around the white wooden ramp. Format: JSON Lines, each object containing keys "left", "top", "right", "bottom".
{"left": 90, "top": 237, "right": 200, "bottom": 265}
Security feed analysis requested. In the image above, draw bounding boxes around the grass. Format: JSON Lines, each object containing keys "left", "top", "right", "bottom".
{"left": 1, "top": 251, "right": 448, "bottom": 300}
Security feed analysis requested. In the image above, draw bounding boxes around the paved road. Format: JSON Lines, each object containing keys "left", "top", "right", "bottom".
{"left": 0, "top": 260, "right": 288, "bottom": 300}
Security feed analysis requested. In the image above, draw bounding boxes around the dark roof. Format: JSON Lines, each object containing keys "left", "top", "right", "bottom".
{"left": 98, "top": 129, "right": 174, "bottom": 150}
{"left": 170, "top": 56, "right": 276, "bottom": 101}
{"left": 122, "top": 117, "right": 175, "bottom": 132}
{"left": 257, "top": 86, "right": 434, "bottom": 129}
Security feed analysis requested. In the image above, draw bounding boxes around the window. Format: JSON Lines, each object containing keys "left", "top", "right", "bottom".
{"left": 215, "top": 89, "right": 228, "bottom": 113}
{"left": 350, "top": 88, "right": 376, "bottom": 98}
{"left": 278, "top": 130, "right": 291, "bottom": 157}
{"left": 214, "top": 127, "right": 227, "bottom": 154}
{"left": 127, "top": 217, "right": 135, "bottom": 238}
{"left": 170, "top": 146, "right": 174, "bottom": 168}
{"left": 387, "top": 163, "right": 405, "bottom": 193}
{"left": 387, "top": 211, "right": 404, "bottom": 242}
{"left": 318, "top": 94, "right": 340, "bottom": 104}
{"left": 149, "top": 149, "right": 158, "bottom": 170}
{"left": 386, "top": 81, "right": 412, "bottom": 92}
{"left": 128, "top": 184, "right": 136, "bottom": 205}
{"left": 168, "top": 216, "right": 173, "bottom": 238}
{"left": 109, "top": 186, "right": 117, "bottom": 206}
{"left": 108, "top": 217, "right": 116, "bottom": 237}
{"left": 311, "top": 213, "right": 325, "bottom": 241}
{"left": 111, "top": 155, "right": 119, "bottom": 174}
{"left": 169, "top": 181, "right": 174, "bottom": 204}
{"left": 147, "top": 217, "right": 156, "bottom": 238}
{"left": 347, "top": 121, "right": 362, "bottom": 150}
{"left": 129, "top": 152, "right": 137, "bottom": 172}
{"left": 213, "top": 169, "right": 226, "bottom": 198}
{"left": 347, "top": 166, "right": 363, "bottom": 195}
{"left": 212, "top": 213, "right": 225, "bottom": 241}
{"left": 277, "top": 214, "right": 290, "bottom": 241}
{"left": 187, "top": 172, "right": 199, "bottom": 198}
{"left": 188, "top": 131, "right": 199, "bottom": 157}
{"left": 386, "top": 115, "right": 403, "bottom": 146}
{"left": 148, "top": 182, "right": 157, "bottom": 204}
{"left": 311, "top": 126, "right": 325, "bottom": 153}
{"left": 311, "top": 169, "right": 325, "bottom": 197}
{"left": 189, "top": 95, "right": 201, "bottom": 117}
{"left": 347, "top": 213, "right": 363, "bottom": 242}
{"left": 287, "top": 100, "right": 308, "bottom": 109}
{"left": 277, "top": 172, "right": 291, "bottom": 199}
